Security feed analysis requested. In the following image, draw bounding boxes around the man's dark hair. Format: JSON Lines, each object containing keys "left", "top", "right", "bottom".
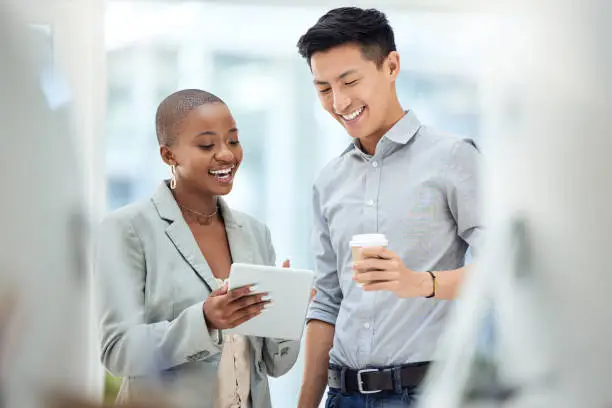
{"left": 296, "top": 7, "right": 396, "bottom": 68}
{"left": 155, "top": 89, "right": 224, "bottom": 146}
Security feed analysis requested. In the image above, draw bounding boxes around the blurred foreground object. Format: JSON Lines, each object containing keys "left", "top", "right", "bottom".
{"left": 48, "top": 392, "right": 171, "bottom": 408}
{"left": 420, "top": 0, "right": 612, "bottom": 407}
{"left": 0, "top": 2, "right": 92, "bottom": 408}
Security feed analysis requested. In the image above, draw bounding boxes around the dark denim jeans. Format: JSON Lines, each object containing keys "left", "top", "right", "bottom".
{"left": 325, "top": 386, "right": 419, "bottom": 408}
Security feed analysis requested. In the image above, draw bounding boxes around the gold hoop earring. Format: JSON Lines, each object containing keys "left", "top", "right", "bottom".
{"left": 170, "top": 164, "right": 177, "bottom": 189}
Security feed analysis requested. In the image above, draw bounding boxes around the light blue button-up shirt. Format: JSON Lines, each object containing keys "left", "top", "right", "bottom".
{"left": 307, "top": 110, "right": 482, "bottom": 369}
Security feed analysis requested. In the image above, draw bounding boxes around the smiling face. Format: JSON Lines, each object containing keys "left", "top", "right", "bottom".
{"left": 310, "top": 43, "right": 400, "bottom": 146}
{"left": 161, "top": 102, "right": 243, "bottom": 197}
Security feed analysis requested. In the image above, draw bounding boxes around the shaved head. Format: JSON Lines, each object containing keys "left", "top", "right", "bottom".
{"left": 155, "top": 89, "right": 225, "bottom": 146}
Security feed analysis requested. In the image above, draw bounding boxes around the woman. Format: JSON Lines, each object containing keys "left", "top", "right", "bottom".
{"left": 94, "top": 89, "right": 300, "bottom": 408}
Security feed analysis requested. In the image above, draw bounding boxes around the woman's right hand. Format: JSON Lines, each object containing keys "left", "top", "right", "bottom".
{"left": 203, "top": 283, "right": 269, "bottom": 330}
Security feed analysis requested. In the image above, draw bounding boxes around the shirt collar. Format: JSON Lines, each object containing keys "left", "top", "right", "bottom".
{"left": 340, "top": 110, "right": 422, "bottom": 157}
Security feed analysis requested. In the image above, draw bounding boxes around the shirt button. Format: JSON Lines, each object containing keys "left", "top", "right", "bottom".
{"left": 364, "top": 322, "right": 370, "bottom": 329}
{"left": 372, "top": 161, "right": 379, "bottom": 168}
{"left": 366, "top": 199, "right": 375, "bottom": 206}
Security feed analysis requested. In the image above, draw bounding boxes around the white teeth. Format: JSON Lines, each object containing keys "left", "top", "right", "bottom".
{"left": 209, "top": 165, "right": 234, "bottom": 176}
{"left": 342, "top": 107, "right": 364, "bottom": 121}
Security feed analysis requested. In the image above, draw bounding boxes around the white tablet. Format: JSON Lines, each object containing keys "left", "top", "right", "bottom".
{"left": 226, "top": 262, "right": 314, "bottom": 341}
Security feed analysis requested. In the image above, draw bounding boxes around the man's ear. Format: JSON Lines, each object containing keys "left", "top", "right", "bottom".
{"left": 386, "top": 51, "right": 400, "bottom": 80}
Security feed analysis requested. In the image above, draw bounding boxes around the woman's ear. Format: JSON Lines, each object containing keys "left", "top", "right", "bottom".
{"left": 160, "top": 145, "right": 175, "bottom": 166}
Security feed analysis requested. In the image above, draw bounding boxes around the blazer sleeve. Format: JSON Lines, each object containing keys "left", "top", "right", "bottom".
{"left": 93, "top": 213, "right": 223, "bottom": 378}
{"left": 260, "top": 225, "right": 301, "bottom": 378}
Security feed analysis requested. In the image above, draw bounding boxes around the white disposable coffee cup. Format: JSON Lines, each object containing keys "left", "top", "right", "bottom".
{"left": 350, "top": 233, "right": 389, "bottom": 263}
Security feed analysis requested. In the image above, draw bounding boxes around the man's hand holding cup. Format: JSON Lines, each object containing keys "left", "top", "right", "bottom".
{"left": 351, "top": 234, "right": 433, "bottom": 298}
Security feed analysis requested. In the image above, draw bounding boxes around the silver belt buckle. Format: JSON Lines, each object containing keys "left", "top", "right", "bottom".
{"left": 357, "top": 368, "right": 382, "bottom": 394}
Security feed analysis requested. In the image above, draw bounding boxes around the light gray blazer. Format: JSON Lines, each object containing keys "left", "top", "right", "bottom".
{"left": 93, "top": 182, "right": 300, "bottom": 408}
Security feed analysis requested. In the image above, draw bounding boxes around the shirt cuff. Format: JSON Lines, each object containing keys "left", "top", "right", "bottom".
{"left": 306, "top": 307, "right": 338, "bottom": 326}
{"left": 183, "top": 302, "right": 223, "bottom": 362}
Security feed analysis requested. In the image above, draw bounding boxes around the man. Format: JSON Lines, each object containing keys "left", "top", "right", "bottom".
{"left": 295, "top": 7, "right": 482, "bottom": 408}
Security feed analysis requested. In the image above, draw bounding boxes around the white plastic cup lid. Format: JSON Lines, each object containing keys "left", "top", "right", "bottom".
{"left": 349, "top": 233, "right": 388, "bottom": 248}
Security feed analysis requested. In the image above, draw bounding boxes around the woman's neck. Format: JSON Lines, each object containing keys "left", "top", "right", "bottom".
{"left": 171, "top": 183, "right": 218, "bottom": 216}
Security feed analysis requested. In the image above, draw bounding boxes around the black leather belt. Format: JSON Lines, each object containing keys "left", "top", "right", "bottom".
{"left": 328, "top": 362, "right": 430, "bottom": 394}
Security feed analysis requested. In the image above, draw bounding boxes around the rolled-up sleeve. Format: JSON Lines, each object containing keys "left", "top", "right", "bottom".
{"left": 306, "top": 183, "right": 342, "bottom": 325}
{"left": 445, "top": 138, "right": 483, "bottom": 259}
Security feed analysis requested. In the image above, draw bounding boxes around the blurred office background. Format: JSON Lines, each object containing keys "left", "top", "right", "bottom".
{"left": 8, "top": 1, "right": 612, "bottom": 407}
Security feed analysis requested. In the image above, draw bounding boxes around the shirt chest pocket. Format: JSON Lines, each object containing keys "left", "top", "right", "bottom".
{"left": 383, "top": 185, "right": 449, "bottom": 241}
{"left": 408, "top": 188, "right": 442, "bottom": 230}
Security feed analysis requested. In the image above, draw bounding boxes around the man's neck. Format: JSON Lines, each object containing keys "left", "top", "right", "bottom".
{"left": 359, "top": 104, "right": 406, "bottom": 155}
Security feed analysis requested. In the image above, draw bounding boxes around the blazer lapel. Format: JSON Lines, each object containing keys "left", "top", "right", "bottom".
{"left": 211, "top": 198, "right": 264, "bottom": 356}
{"left": 219, "top": 199, "right": 261, "bottom": 352}
{"left": 166, "top": 221, "right": 220, "bottom": 291}
{"left": 218, "top": 198, "right": 254, "bottom": 265}
{"left": 151, "top": 182, "right": 219, "bottom": 291}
